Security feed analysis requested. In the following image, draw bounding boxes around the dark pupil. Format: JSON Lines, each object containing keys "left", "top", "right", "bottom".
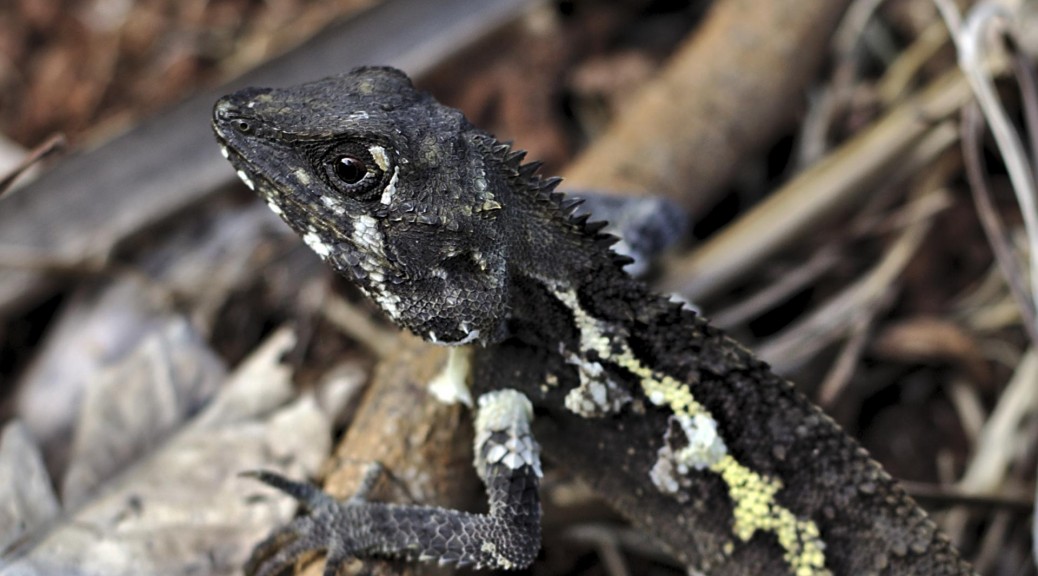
{"left": 334, "top": 156, "right": 367, "bottom": 184}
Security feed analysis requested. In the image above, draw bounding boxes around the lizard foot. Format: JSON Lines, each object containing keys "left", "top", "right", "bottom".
{"left": 242, "top": 465, "right": 541, "bottom": 573}
{"left": 243, "top": 470, "right": 359, "bottom": 576}
{"left": 242, "top": 390, "right": 543, "bottom": 574}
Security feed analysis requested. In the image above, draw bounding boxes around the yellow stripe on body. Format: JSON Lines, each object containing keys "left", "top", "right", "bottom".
{"left": 555, "top": 288, "right": 829, "bottom": 576}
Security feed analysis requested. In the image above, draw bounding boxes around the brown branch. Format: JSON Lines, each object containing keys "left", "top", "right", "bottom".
{"left": 563, "top": 0, "right": 851, "bottom": 215}
{"left": 299, "top": 334, "right": 477, "bottom": 576}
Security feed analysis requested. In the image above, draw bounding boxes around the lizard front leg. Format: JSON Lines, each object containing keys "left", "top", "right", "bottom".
{"left": 244, "top": 389, "right": 543, "bottom": 575}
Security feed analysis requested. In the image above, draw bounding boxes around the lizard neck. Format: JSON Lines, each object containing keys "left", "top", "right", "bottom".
{"left": 480, "top": 139, "right": 629, "bottom": 295}
{"left": 484, "top": 162, "right": 638, "bottom": 341}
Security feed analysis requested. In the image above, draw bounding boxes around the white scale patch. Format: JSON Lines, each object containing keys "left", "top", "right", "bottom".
{"left": 379, "top": 166, "right": 399, "bottom": 205}
{"left": 320, "top": 195, "right": 345, "bottom": 215}
{"left": 302, "top": 230, "right": 331, "bottom": 258}
{"left": 352, "top": 215, "right": 381, "bottom": 255}
{"left": 364, "top": 146, "right": 400, "bottom": 206}
{"left": 562, "top": 352, "right": 630, "bottom": 417}
{"left": 474, "top": 389, "right": 542, "bottom": 477}
{"left": 236, "top": 169, "right": 255, "bottom": 191}
{"left": 266, "top": 200, "right": 283, "bottom": 216}
{"left": 293, "top": 168, "right": 312, "bottom": 186}
{"left": 351, "top": 214, "right": 402, "bottom": 320}
{"left": 677, "top": 414, "right": 726, "bottom": 470}
{"left": 220, "top": 145, "right": 230, "bottom": 159}
{"left": 368, "top": 145, "right": 390, "bottom": 171}
{"left": 479, "top": 541, "right": 517, "bottom": 571}
{"left": 452, "top": 325, "right": 481, "bottom": 345}
{"left": 473, "top": 166, "right": 488, "bottom": 191}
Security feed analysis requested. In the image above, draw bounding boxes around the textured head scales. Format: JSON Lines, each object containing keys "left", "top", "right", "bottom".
{"left": 213, "top": 66, "right": 511, "bottom": 345}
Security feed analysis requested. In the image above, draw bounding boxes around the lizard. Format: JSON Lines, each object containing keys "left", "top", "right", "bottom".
{"left": 211, "top": 66, "right": 977, "bottom": 576}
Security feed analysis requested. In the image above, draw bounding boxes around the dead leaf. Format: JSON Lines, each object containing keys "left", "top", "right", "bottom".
{"left": 0, "top": 328, "right": 332, "bottom": 576}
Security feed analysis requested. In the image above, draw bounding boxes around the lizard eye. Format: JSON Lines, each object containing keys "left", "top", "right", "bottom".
{"left": 318, "top": 143, "right": 386, "bottom": 200}
{"left": 334, "top": 156, "right": 367, "bottom": 184}
{"left": 234, "top": 119, "right": 251, "bottom": 133}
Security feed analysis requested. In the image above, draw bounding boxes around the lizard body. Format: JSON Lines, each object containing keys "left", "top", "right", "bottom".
{"left": 212, "top": 67, "right": 976, "bottom": 575}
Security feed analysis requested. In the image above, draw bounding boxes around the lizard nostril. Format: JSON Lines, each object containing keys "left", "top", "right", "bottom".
{"left": 212, "top": 99, "right": 256, "bottom": 136}
{"left": 213, "top": 98, "right": 240, "bottom": 123}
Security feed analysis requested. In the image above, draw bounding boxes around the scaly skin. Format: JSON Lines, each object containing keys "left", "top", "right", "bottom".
{"left": 213, "top": 66, "right": 976, "bottom": 575}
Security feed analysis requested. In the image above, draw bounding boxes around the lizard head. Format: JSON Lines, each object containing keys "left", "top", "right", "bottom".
{"left": 212, "top": 66, "right": 510, "bottom": 345}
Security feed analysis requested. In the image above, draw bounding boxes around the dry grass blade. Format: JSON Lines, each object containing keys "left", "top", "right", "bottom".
{"left": 973, "top": 511, "right": 1014, "bottom": 574}
{"left": 942, "top": 349, "right": 1038, "bottom": 541}
{"left": 0, "top": 246, "right": 107, "bottom": 276}
{"left": 962, "top": 102, "right": 1038, "bottom": 344}
{"left": 877, "top": 21, "right": 951, "bottom": 105}
{"left": 559, "top": 525, "right": 632, "bottom": 576}
{"left": 752, "top": 123, "right": 958, "bottom": 373}
{"left": 954, "top": 257, "right": 1034, "bottom": 334}
{"left": 816, "top": 306, "right": 879, "bottom": 408}
{"left": 660, "top": 70, "right": 973, "bottom": 301}
{"left": 939, "top": 0, "right": 1038, "bottom": 326}
{"left": 871, "top": 318, "right": 991, "bottom": 389}
{"left": 948, "top": 377, "right": 986, "bottom": 443}
{"left": 710, "top": 248, "right": 840, "bottom": 329}
{"left": 794, "top": 0, "right": 883, "bottom": 167}
{"left": 902, "top": 480, "right": 1033, "bottom": 511}
{"left": 1010, "top": 49, "right": 1038, "bottom": 171}
{"left": 936, "top": 9, "right": 1038, "bottom": 560}
{"left": 756, "top": 191, "right": 936, "bottom": 374}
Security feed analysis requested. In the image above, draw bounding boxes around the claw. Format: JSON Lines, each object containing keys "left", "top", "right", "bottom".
{"left": 247, "top": 522, "right": 326, "bottom": 576}
{"left": 348, "top": 462, "right": 385, "bottom": 503}
{"left": 321, "top": 554, "right": 348, "bottom": 576}
{"left": 241, "top": 470, "right": 337, "bottom": 510}
{"left": 244, "top": 521, "right": 302, "bottom": 575}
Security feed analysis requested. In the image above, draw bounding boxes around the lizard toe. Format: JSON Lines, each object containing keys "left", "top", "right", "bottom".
{"left": 320, "top": 548, "right": 353, "bottom": 576}
{"left": 247, "top": 521, "right": 329, "bottom": 576}
{"left": 244, "top": 469, "right": 337, "bottom": 510}
{"left": 244, "top": 522, "right": 300, "bottom": 575}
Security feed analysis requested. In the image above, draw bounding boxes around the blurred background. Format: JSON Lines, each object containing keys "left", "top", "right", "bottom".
{"left": 0, "top": 0, "right": 1036, "bottom": 574}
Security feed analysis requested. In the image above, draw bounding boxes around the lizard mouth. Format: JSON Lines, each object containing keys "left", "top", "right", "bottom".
{"left": 213, "top": 134, "right": 268, "bottom": 200}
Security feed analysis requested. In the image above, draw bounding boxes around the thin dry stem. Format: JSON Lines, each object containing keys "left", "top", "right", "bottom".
{"left": 1011, "top": 48, "right": 1038, "bottom": 176}
{"left": 941, "top": 0, "right": 1038, "bottom": 326}
{"left": 0, "top": 134, "right": 66, "bottom": 199}
{"left": 877, "top": 22, "right": 950, "bottom": 104}
{"left": 661, "top": 71, "right": 972, "bottom": 301}
{"left": 710, "top": 248, "right": 840, "bottom": 329}
{"left": 817, "top": 305, "right": 880, "bottom": 408}
{"left": 962, "top": 102, "right": 1038, "bottom": 344}
{"left": 756, "top": 191, "right": 938, "bottom": 373}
